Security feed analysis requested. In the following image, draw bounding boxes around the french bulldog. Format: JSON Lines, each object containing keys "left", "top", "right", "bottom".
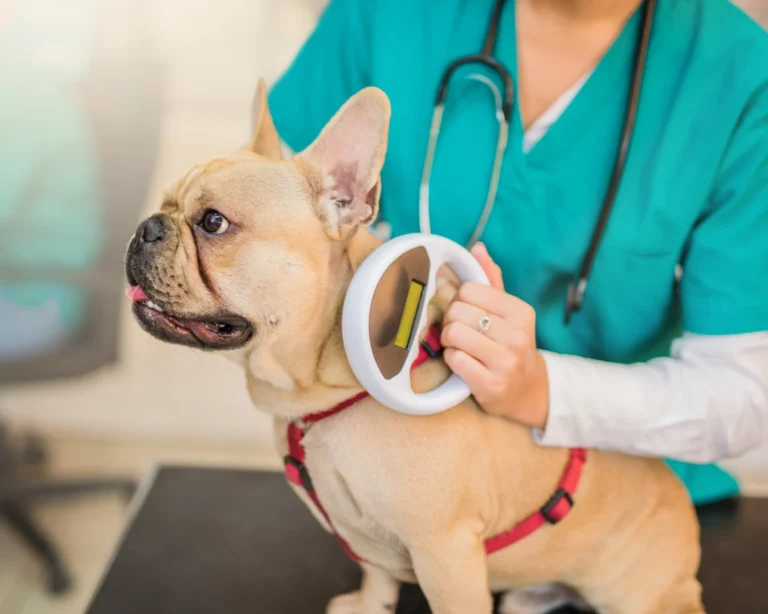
{"left": 125, "top": 80, "right": 705, "bottom": 614}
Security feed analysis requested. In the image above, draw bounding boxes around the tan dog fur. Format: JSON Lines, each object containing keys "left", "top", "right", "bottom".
{"left": 127, "top": 80, "right": 705, "bottom": 614}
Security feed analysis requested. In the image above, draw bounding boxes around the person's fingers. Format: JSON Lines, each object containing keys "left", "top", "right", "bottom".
{"left": 442, "top": 300, "right": 519, "bottom": 346}
{"left": 471, "top": 242, "right": 504, "bottom": 290}
{"left": 442, "top": 347, "right": 493, "bottom": 392}
{"left": 457, "top": 282, "right": 535, "bottom": 323}
{"left": 440, "top": 320, "right": 501, "bottom": 368}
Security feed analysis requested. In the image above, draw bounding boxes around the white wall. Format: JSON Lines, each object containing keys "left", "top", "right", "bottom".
{"left": 2, "top": 0, "right": 767, "bottom": 481}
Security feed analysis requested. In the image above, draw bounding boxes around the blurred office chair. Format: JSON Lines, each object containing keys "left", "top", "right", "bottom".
{"left": 0, "top": 0, "right": 165, "bottom": 594}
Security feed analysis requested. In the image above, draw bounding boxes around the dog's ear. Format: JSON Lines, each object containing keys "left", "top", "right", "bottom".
{"left": 298, "top": 87, "right": 390, "bottom": 240}
{"left": 249, "top": 78, "right": 282, "bottom": 160}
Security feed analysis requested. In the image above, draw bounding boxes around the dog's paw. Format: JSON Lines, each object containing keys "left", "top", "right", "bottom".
{"left": 421, "top": 264, "right": 460, "bottom": 341}
{"left": 326, "top": 591, "right": 395, "bottom": 614}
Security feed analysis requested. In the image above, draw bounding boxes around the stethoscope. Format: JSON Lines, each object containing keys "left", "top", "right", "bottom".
{"left": 419, "top": 0, "right": 657, "bottom": 324}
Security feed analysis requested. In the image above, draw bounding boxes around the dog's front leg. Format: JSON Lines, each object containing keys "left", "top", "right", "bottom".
{"left": 409, "top": 529, "right": 492, "bottom": 614}
{"left": 326, "top": 565, "right": 400, "bottom": 614}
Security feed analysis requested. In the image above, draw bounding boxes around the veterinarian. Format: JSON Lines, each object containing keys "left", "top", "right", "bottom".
{"left": 268, "top": 0, "right": 768, "bottom": 505}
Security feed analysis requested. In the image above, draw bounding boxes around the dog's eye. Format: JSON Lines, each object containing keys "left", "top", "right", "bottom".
{"left": 199, "top": 210, "right": 230, "bottom": 235}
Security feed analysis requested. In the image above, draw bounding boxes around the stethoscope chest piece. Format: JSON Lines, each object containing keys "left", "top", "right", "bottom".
{"left": 342, "top": 233, "right": 490, "bottom": 415}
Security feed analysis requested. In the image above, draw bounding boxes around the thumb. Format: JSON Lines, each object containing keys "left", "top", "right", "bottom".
{"left": 471, "top": 242, "right": 504, "bottom": 289}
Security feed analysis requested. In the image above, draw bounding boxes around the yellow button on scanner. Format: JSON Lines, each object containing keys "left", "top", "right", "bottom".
{"left": 394, "top": 280, "right": 425, "bottom": 350}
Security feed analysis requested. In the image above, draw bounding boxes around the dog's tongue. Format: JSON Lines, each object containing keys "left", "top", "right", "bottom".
{"left": 125, "top": 286, "right": 148, "bottom": 302}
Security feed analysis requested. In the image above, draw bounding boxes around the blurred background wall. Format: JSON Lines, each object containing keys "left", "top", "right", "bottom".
{"left": 1, "top": 0, "right": 767, "bottom": 474}
{"left": 0, "top": 0, "right": 327, "bottom": 450}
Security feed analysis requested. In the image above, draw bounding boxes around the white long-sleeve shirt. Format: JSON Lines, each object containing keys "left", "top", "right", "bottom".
{"left": 523, "top": 73, "right": 768, "bottom": 463}
{"left": 535, "top": 333, "right": 768, "bottom": 463}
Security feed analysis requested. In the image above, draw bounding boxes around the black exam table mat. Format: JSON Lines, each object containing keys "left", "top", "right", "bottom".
{"left": 86, "top": 466, "right": 768, "bottom": 614}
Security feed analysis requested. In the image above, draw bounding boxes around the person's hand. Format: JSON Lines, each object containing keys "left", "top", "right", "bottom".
{"left": 440, "top": 243, "right": 549, "bottom": 429}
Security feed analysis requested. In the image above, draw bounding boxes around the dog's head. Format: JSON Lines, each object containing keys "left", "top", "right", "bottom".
{"left": 125, "top": 81, "right": 390, "bottom": 356}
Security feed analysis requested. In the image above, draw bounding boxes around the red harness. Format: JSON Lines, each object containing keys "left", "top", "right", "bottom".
{"left": 283, "top": 328, "right": 586, "bottom": 562}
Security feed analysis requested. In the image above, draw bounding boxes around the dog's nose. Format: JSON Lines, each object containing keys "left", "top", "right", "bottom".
{"left": 138, "top": 216, "right": 166, "bottom": 244}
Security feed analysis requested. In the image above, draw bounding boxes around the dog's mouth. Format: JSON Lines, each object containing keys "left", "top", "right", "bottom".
{"left": 126, "top": 285, "right": 253, "bottom": 350}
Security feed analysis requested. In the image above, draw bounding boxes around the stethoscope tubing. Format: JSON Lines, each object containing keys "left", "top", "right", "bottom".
{"left": 565, "top": 0, "right": 656, "bottom": 323}
{"left": 419, "top": 0, "right": 657, "bottom": 325}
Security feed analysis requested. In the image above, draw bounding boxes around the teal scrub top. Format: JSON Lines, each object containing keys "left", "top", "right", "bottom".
{"left": 269, "top": 0, "right": 768, "bottom": 506}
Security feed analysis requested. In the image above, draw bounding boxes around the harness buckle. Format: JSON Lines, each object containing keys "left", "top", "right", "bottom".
{"left": 284, "top": 455, "right": 314, "bottom": 493}
{"left": 540, "top": 487, "right": 574, "bottom": 524}
{"left": 419, "top": 338, "right": 443, "bottom": 359}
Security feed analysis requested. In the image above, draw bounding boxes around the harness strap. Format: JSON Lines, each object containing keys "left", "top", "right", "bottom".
{"left": 283, "top": 327, "right": 586, "bottom": 563}
{"left": 483, "top": 447, "right": 586, "bottom": 554}
{"left": 284, "top": 430, "right": 363, "bottom": 562}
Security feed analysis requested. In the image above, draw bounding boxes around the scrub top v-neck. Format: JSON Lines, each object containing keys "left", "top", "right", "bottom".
{"left": 268, "top": 0, "right": 768, "bottom": 505}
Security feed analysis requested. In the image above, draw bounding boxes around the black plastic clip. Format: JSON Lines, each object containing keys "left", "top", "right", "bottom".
{"left": 540, "top": 488, "right": 574, "bottom": 524}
